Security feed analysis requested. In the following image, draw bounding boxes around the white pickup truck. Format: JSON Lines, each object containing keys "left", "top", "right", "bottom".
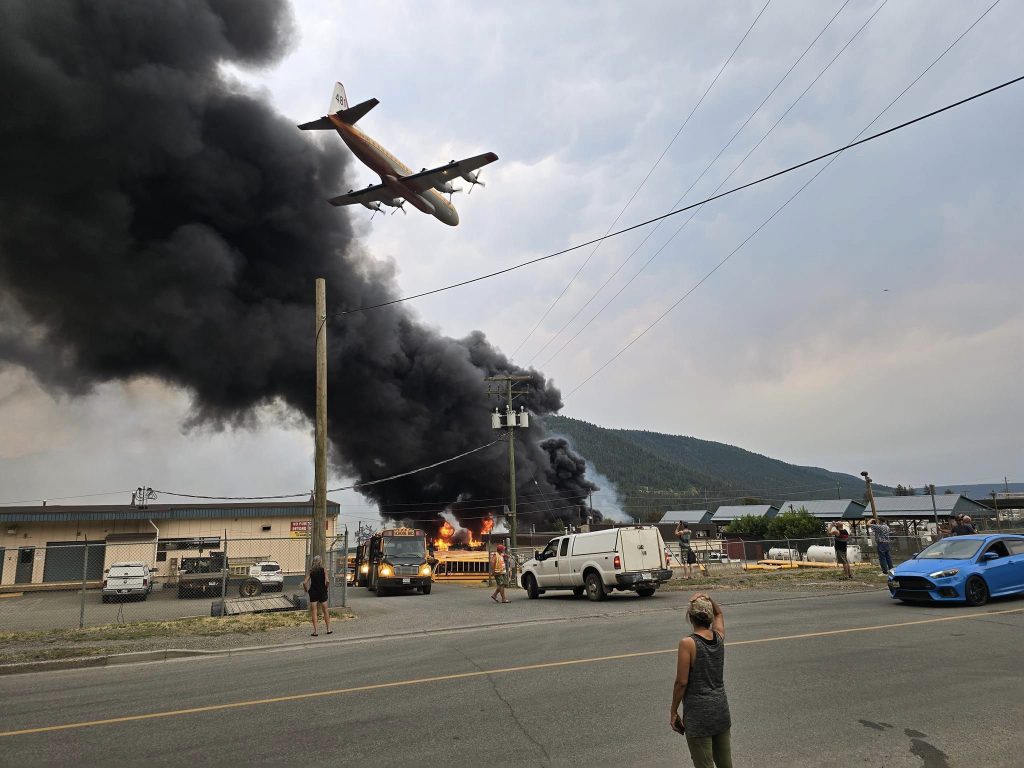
{"left": 520, "top": 526, "right": 673, "bottom": 601}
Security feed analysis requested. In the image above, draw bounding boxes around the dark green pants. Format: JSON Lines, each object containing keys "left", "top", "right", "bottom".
{"left": 685, "top": 729, "right": 732, "bottom": 768}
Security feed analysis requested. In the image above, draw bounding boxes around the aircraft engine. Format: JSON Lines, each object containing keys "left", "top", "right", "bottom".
{"left": 381, "top": 198, "right": 407, "bottom": 215}
{"left": 460, "top": 170, "right": 485, "bottom": 192}
{"left": 433, "top": 181, "right": 462, "bottom": 195}
{"left": 360, "top": 200, "right": 383, "bottom": 212}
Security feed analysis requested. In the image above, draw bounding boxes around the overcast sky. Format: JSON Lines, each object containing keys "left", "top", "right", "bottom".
{"left": 1, "top": 0, "right": 1021, "bottom": 519}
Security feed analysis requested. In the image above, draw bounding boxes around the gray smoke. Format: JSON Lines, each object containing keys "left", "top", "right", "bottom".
{"left": 0, "top": 0, "right": 601, "bottom": 532}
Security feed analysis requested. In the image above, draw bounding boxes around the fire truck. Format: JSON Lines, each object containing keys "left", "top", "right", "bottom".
{"left": 360, "top": 527, "right": 433, "bottom": 596}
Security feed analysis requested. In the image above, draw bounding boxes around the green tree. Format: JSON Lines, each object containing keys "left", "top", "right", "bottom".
{"left": 724, "top": 514, "right": 769, "bottom": 537}
{"left": 766, "top": 508, "right": 824, "bottom": 539}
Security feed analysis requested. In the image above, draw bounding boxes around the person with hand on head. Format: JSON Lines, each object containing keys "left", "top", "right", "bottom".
{"left": 828, "top": 520, "right": 852, "bottom": 579}
{"left": 671, "top": 593, "right": 732, "bottom": 768}
{"left": 675, "top": 521, "right": 695, "bottom": 578}
{"left": 952, "top": 515, "right": 977, "bottom": 536}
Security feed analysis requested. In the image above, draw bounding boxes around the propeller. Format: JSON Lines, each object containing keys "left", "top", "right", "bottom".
{"left": 460, "top": 170, "right": 485, "bottom": 194}
{"left": 381, "top": 197, "right": 407, "bottom": 215}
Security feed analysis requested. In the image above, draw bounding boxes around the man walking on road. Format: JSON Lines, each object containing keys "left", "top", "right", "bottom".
{"left": 490, "top": 544, "right": 511, "bottom": 603}
{"left": 868, "top": 518, "right": 893, "bottom": 574}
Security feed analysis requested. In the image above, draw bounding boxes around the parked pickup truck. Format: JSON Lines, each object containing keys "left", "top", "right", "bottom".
{"left": 177, "top": 553, "right": 272, "bottom": 598}
{"left": 520, "top": 526, "right": 673, "bottom": 601}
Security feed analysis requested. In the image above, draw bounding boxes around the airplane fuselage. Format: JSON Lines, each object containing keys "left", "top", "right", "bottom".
{"left": 328, "top": 115, "right": 459, "bottom": 226}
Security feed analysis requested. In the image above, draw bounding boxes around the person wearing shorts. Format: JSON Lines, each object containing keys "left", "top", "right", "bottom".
{"left": 490, "top": 544, "right": 510, "bottom": 603}
{"left": 303, "top": 555, "right": 332, "bottom": 636}
{"left": 828, "top": 521, "right": 852, "bottom": 579}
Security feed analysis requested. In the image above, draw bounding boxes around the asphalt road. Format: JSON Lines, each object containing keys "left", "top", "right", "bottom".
{"left": 2, "top": 585, "right": 1022, "bottom": 767}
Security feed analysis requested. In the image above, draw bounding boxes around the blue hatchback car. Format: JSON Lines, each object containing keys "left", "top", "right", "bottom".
{"left": 888, "top": 534, "right": 1024, "bottom": 606}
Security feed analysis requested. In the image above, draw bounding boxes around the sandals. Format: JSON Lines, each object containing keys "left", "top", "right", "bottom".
{"left": 326, "top": 630, "right": 333, "bottom": 635}
{"left": 311, "top": 633, "right": 319, "bottom": 637}
{"left": 490, "top": 595, "right": 499, "bottom": 603}
{"left": 501, "top": 600, "right": 511, "bottom": 604}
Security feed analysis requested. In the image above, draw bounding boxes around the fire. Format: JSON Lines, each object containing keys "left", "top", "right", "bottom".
{"left": 433, "top": 521, "right": 455, "bottom": 552}
{"left": 481, "top": 516, "right": 494, "bottom": 535}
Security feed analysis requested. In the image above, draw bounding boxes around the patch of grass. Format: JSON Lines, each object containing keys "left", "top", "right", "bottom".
{"left": 0, "top": 646, "right": 131, "bottom": 665}
{"left": 0, "top": 608, "right": 354, "bottom": 646}
{"left": 663, "top": 565, "right": 890, "bottom": 592}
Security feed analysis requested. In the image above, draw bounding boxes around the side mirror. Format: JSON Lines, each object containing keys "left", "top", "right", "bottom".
{"left": 983, "top": 552, "right": 999, "bottom": 561}
{"left": 533, "top": 550, "right": 539, "bottom": 559}
{"left": 910, "top": 552, "right": 918, "bottom": 558}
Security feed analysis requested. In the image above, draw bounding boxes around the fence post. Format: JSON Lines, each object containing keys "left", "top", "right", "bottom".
{"left": 327, "top": 547, "right": 335, "bottom": 609}
{"left": 786, "top": 538, "right": 794, "bottom": 569}
{"left": 341, "top": 527, "right": 349, "bottom": 609}
{"left": 219, "top": 531, "right": 228, "bottom": 617}
{"left": 79, "top": 537, "right": 89, "bottom": 629}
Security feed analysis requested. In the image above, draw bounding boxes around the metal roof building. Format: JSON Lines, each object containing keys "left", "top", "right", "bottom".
{"left": 711, "top": 505, "right": 778, "bottom": 524}
{"left": 777, "top": 499, "right": 866, "bottom": 520}
{"left": 659, "top": 510, "right": 713, "bottom": 525}
{"left": 865, "top": 494, "right": 988, "bottom": 519}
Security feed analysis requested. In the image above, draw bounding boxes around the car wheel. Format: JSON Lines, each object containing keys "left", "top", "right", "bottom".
{"left": 523, "top": 573, "right": 540, "bottom": 600}
{"left": 101, "top": 595, "right": 109, "bottom": 604}
{"left": 376, "top": 585, "right": 387, "bottom": 597}
{"left": 585, "top": 572, "right": 606, "bottom": 602}
{"left": 572, "top": 586, "right": 585, "bottom": 598}
{"left": 964, "top": 576, "right": 989, "bottom": 607}
{"left": 239, "top": 579, "right": 262, "bottom": 598}
{"left": 421, "top": 583, "right": 432, "bottom": 595}
{"left": 636, "top": 588, "right": 656, "bottom": 598}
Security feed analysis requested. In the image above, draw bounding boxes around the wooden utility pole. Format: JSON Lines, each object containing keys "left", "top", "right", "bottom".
{"left": 487, "top": 374, "right": 531, "bottom": 551}
{"left": 861, "top": 471, "right": 877, "bottom": 517}
{"left": 313, "top": 278, "right": 328, "bottom": 564}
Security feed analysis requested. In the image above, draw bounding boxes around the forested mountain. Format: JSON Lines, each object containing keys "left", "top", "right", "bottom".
{"left": 543, "top": 415, "right": 879, "bottom": 522}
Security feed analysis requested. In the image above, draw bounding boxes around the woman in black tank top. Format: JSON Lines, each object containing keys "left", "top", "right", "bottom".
{"left": 303, "top": 555, "right": 332, "bottom": 637}
{"left": 670, "top": 594, "right": 732, "bottom": 768}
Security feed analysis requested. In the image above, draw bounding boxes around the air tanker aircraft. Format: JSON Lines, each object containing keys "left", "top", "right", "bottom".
{"left": 299, "top": 83, "right": 498, "bottom": 226}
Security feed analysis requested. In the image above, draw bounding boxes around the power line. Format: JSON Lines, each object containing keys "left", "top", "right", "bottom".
{"left": 532, "top": 0, "right": 868, "bottom": 367}
{"left": 154, "top": 439, "right": 502, "bottom": 501}
{"left": 566, "top": 1, "right": 1006, "bottom": 397}
{"left": 511, "top": 0, "right": 774, "bottom": 358}
{"left": 327, "top": 72, "right": 1021, "bottom": 320}
{"left": 0, "top": 490, "right": 135, "bottom": 507}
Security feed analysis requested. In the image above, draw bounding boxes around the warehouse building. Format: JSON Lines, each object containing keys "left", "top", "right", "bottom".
{"left": 0, "top": 501, "right": 339, "bottom": 587}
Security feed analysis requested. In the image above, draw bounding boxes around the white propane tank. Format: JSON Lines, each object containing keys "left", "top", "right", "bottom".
{"left": 805, "top": 545, "right": 863, "bottom": 564}
{"left": 491, "top": 409, "right": 502, "bottom": 429}
{"left": 767, "top": 547, "right": 800, "bottom": 561}
{"left": 517, "top": 407, "right": 530, "bottom": 428}
{"left": 805, "top": 545, "right": 837, "bottom": 563}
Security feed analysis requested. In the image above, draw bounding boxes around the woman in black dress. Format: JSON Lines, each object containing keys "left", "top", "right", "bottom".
{"left": 303, "top": 555, "right": 332, "bottom": 637}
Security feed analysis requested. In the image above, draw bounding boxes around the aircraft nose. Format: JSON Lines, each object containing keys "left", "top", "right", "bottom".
{"left": 447, "top": 208, "right": 459, "bottom": 226}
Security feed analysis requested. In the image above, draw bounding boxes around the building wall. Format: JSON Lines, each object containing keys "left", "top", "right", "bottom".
{"left": 0, "top": 515, "right": 336, "bottom": 586}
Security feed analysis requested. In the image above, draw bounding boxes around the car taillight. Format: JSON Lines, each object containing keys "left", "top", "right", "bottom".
{"left": 665, "top": 550, "right": 671, "bottom": 566}
{"left": 613, "top": 555, "right": 621, "bottom": 569}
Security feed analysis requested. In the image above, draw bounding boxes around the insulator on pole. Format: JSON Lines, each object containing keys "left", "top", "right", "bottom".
{"left": 517, "top": 407, "right": 530, "bottom": 428}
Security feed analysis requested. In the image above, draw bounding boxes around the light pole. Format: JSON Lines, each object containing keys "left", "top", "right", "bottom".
{"left": 860, "top": 471, "right": 877, "bottom": 519}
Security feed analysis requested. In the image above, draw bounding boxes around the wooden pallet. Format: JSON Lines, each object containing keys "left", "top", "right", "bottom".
{"left": 222, "top": 594, "right": 298, "bottom": 616}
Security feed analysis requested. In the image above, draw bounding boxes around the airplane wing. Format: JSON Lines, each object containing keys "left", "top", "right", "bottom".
{"left": 400, "top": 152, "right": 499, "bottom": 193}
{"left": 327, "top": 183, "right": 392, "bottom": 207}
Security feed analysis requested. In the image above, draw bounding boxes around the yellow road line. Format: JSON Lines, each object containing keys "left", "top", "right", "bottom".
{"left": 2, "top": 606, "right": 1021, "bottom": 738}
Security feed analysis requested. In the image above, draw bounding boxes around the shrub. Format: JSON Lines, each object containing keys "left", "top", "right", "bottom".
{"left": 766, "top": 508, "right": 825, "bottom": 540}
{"left": 724, "top": 514, "right": 769, "bottom": 537}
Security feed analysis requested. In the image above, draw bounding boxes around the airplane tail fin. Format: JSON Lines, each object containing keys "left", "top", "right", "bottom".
{"left": 330, "top": 82, "right": 348, "bottom": 113}
{"left": 297, "top": 82, "right": 378, "bottom": 130}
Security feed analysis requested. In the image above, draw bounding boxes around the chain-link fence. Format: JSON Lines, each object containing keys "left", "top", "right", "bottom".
{"left": 0, "top": 536, "right": 327, "bottom": 633}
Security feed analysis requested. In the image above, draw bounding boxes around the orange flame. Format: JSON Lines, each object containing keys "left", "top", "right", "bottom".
{"left": 481, "top": 516, "right": 494, "bottom": 535}
{"left": 433, "top": 520, "right": 455, "bottom": 551}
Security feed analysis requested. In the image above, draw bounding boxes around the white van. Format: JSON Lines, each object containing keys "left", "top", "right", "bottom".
{"left": 102, "top": 562, "right": 153, "bottom": 602}
{"left": 520, "top": 526, "right": 672, "bottom": 601}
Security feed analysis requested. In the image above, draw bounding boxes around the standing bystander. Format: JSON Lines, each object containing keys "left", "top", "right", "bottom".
{"left": 828, "top": 521, "right": 852, "bottom": 579}
{"left": 868, "top": 518, "right": 893, "bottom": 574}
{"left": 952, "top": 516, "right": 977, "bottom": 536}
{"left": 670, "top": 594, "right": 732, "bottom": 768}
{"left": 675, "top": 521, "right": 695, "bottom": 579}
{"left": 302, "top": 555, "right": 332, "bottom": 637}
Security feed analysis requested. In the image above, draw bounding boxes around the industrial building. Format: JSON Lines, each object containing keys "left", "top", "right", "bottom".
{"left": 0, "top": 501, "right": 339, "bottom": 587}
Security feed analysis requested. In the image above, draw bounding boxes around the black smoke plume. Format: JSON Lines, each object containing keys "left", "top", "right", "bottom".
{"left": 0, "top": 0, "right": 600, "bottom": 532}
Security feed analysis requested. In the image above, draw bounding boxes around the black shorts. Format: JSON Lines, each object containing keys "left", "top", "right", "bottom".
{"left": 308, "top": 590, "right": 328, "bottom": 603}
{"left": 686, "top": 550, "right": 697, "bottom": 564}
